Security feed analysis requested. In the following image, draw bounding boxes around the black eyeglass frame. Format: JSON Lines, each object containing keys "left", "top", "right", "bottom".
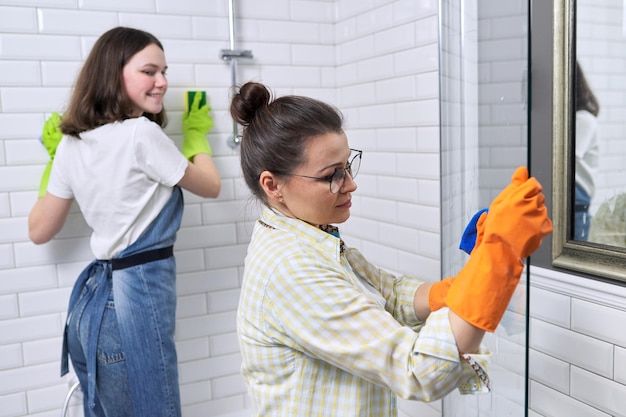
{"left": 285, "top": 148, "right": 362, "bottom": 194}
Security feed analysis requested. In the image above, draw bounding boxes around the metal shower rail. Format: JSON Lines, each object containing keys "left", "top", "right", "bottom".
{"left": 220, "top": 0, "right": 253, "bottom": 149}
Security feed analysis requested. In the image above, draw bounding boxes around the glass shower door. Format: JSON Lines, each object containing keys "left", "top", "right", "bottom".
{"left": 440, "top": 0, "right": 530, "bottom": 416}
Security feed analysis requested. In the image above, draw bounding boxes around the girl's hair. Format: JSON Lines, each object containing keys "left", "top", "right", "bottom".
{"left": 575, "top": 61, "right": 600, "bottom": 117}
{"left": 230, "top": 81, "right": 344, "bottom": 206}
{"left": 60, "top": 26, "right": 167, "bottom": 137}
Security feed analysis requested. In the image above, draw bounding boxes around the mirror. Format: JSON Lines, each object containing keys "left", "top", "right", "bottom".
{"left": 552, "top": 0, "right": 626, "bottom": 282}
{"left": 574, "top": 0, "right": 626, "bottom": 246}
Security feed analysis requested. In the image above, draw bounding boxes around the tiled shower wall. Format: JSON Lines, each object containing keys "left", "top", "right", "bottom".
{"left": 2, "top": 1, "right": 625, "bottom": 417}
{"left": 0, "top": 1, "right": 442, "bottom": 416}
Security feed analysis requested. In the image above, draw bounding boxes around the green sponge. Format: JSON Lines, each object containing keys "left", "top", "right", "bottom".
{"left": 186, "top": 91, "right": 206, "bottom": 113}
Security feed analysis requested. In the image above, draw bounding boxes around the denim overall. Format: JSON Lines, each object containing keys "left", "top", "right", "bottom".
{"left": 61, "top": 186, "right": 183, "bottom": 417}
{"left": 574, "top": 183, "right": 592, "bottom": 240}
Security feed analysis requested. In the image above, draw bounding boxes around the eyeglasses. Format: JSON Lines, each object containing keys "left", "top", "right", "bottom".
{"left": 286, "top": 149, "right": 362, "bottom": 194}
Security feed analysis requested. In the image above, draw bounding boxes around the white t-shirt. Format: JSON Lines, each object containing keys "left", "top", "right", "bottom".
{"left": 48, "top": 117, "right": 188, "bottom": 259}
{"left": 575, "top": 110, "right": 599, "bottom": 198}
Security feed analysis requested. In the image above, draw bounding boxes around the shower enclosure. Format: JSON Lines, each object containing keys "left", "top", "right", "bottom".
{"left": 440, "top": 1, "right": 530, "bottom": 416}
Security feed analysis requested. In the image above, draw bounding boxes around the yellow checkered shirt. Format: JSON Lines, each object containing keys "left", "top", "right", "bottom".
{"left": 237, "top": 207, "right": 490, "bottom": 417}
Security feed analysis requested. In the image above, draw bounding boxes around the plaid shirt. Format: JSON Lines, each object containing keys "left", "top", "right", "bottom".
{"left": 237, "top": 207, "right": 490, "bottom": 417}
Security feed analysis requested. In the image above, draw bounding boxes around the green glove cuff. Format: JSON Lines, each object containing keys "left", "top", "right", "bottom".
{"left": 182, "top": 132, "right": 212, "bottom": 160}
{"left": 38, "top": 160, "right": 53, "bottom": 198}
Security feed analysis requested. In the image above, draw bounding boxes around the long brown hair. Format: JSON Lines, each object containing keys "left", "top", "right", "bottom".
{"left": 60, "top": 27, "right": 167, "bottom": 137}
{"left": 575, "top": 61, "right": 600, "bottom": 117}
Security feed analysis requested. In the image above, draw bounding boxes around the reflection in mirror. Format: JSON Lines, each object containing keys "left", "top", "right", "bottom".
{"left": 552, "top": 0, "right": 626, "bottom": 283}
{"left": 572, "top": 61, "right": 599, "bottom": 241}
{"left": 576, "top": 0, "right": 626, "bottom": 247}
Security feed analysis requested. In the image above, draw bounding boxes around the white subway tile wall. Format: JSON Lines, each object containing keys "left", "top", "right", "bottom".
{"left": 1, "top": 1, "right": 625, "bottom": 417}
{"left": 530, "top": 267, "right": 626, "bottom": 417}
{"left": 0, "top": 0, "right": 441, "bottom": 416}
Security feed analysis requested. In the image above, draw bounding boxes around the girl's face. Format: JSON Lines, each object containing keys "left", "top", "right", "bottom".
{"left": 122, "top": 43, "right": 168, "bottom": 117}
{"left": 276, "top": 131, "right": 358, "bottom": 227}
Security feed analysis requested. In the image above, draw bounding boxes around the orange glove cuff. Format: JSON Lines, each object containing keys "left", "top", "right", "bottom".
{"left": 428, "top": 277, "right": 455, "bottom": 311}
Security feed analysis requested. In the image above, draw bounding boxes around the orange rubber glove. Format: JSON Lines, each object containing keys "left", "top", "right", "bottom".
{"left": 444, "top": 166, "right": 553, "bottom": 332}
{"left": 484, "top": 167, "right": 553, "bottom": 258}
{"left": 428, "top": 277, "right": 454, "bottom": 311}
{"left": 429, "top": 210, "right": 488, "bottom": 312}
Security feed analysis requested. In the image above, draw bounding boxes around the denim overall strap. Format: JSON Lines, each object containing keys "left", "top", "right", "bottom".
{"left": 60, "top": 259, "right": 112, "bottom": 411}
{"left": 61, "top": 186, "right": 184, "bottom": 413}
{"left": 60, "top": 260, "right": 107, "bottom": 378}
{"left": 115, "top": 186, "right": 183, "bottom": 259}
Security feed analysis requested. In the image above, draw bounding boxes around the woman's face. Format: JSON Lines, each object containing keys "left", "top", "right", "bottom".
{"left": 122, "top": 43, "right": 168, "bottom": 117}
{"left": 276, "top": 131, "right": 357, "bottom": 226}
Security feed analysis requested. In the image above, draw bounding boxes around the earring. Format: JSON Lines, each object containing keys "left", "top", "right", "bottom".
{"left": 278, "top": 197, "right": 284, "bottom": 203}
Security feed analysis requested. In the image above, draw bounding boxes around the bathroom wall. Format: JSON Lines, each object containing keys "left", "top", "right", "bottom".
{"left": 528, "top": 267, "right": 626, "bottom": 417}
{"left": 2, "top": 1, "right": 625, "bottom": 417}
{"left": 0, "top": 1, "right": 442, "bottom": 416}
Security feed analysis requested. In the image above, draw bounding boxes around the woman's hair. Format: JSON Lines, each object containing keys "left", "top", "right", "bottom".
{"left": 230, "top": 81, "right": 344, "bottom": 206}
{"left": 575, "top": 61, "right": 600, "bottom": 117}
{"left": 60, "top": 26, "right": 167, "bottom": 137}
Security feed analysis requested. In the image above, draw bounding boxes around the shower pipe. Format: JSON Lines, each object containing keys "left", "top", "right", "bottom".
{"left": 220, "top": 0, "right": 253, "bottom": 149}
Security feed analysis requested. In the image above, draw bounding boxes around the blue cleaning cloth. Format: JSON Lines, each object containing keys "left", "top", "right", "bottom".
{"left": 459, "top": 208, "right": 488, "bottom": 254}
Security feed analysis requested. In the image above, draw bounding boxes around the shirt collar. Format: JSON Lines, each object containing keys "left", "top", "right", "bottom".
{"left": 259, "top": 207, "right": 346, "bottom": 256}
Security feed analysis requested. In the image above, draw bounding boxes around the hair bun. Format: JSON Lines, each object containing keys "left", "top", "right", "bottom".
{"left": 230, "top": 82, "right": 272, "bottom": 126}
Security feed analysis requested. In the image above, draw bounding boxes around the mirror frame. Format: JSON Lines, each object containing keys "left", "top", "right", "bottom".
{"left": 551, "top": 0, "right": 626, "bottom": 282}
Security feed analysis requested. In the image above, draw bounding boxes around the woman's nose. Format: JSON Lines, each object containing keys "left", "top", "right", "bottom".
{"left": 155, "top": 73, "right": 167, "bottom": 88}
{"left": 341, "top": 171, "right": 357, "bottom": 192}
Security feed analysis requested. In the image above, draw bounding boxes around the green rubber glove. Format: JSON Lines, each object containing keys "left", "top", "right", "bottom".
{"left": 38, "top": 112, "right": 63, "bottom": 197}
{"left": 182, "top": 92, "right": 214, "bottom": 160}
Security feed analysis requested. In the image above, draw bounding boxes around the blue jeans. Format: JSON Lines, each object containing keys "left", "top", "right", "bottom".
{"left": 574, "top": 183, "right": 591, "bottom": 241}
{"left": 63, "top": 187, "right": 183, "bottom": 417}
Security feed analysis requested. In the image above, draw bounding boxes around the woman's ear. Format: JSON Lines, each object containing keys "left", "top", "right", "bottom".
{"left": 259, "top": 171, "right": 283, "bottom": 203}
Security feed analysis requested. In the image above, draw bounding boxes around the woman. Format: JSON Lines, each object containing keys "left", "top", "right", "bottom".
{"left": 574, "top": 61, "right": 600, "bottom": 240}
{"left": 230, "top": 81, "right": 551, "bottom": 416}
{"left": 28, "top": 27, "right": 221, "bottom": 417}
